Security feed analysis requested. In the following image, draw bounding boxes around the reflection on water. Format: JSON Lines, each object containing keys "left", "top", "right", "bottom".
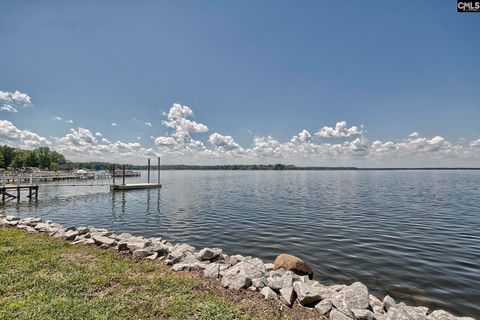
{"left": 2, "top": 170, "right": 480, "bottom": 317}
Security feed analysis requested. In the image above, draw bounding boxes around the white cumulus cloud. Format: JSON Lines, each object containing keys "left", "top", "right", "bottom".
{"left": 209, "top": 133, "right": 243, "bottom": 151}
{"left": 316, "top": 121, "right": 363, "bottom": 138}
{"left": 0, "top": 90, "right": 33, "bottom": 113}
{"left": 0, "top": 120, "right": 50, "bottom": 149}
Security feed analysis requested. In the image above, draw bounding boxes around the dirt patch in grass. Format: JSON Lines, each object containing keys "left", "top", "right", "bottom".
{"left": 60, "top": 252, "right": 98, "bottom": 264}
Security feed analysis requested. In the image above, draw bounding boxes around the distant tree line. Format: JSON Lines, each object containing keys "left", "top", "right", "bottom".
{"left": 0, "top": 145, "right": 66, "bottom": 170}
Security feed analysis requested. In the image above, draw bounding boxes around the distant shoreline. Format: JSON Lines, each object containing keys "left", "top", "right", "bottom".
{"left": 133, "top": 165, "right": 480, "bottom": 171}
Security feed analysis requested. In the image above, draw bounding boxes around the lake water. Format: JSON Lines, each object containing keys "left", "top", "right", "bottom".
{"left": 2, "top": 170, "right": 480, "bottom": 317}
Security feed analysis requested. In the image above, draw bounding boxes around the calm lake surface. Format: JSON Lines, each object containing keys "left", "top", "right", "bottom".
{"left": 2, "top": 170, "right": 480, "bottom": 317}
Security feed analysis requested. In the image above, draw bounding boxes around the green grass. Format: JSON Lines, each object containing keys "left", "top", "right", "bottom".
{"left": 0, "top": 227, "right": 286, "bottom": 320}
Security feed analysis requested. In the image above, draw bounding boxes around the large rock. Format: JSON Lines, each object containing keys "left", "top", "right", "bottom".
{"left": 64, "top": 230, "right": 79, "bottom": 241}
{"left": 19, "top": 217, "right": 42, "bottom": 226}
{"left": 315, "top": 299, "right": 332, "bottom": 315}
{"left": 92, "top": 235, "right": 116, "bottom": 247}
{"left": 401, "top": 305, "right": 429, "bottom": 318}
{"left": 279, "top": 286, "right": 295, "bottom": 306}
{"left": 260, "top": 286, "right": 277, "bottom": 300}
{"left": 146, "top": 242, "right": 169, "bottom": 255}
{"left": 332, "top": 282, "right": 369, "bottom": 315}
{"left": 5, "top": 216, "right": 20, "bottom": 221}
{"left": 204, "top": 263, "right": 221, "bottom": 278}
{"left": 197, "top": 248, "right": 222, "bottom": 261}
{"left": 118, "top": 241, "right": 146, "bottom": 252}
{"left": 132, "top": 249, "right": 154, "bottom": 259}
{"left": 273, "top": 254, "right": 313, "bottom": 278}
{"left": 382, "top": 295, "right": 396, "bottom": 312}
{"left": 34, "top": 222, "right": 52, "bottom": 232}
{"left": 330, "top": 309, "right": 353, "bottom": 320}
{"left": 221, "top": 273, "right": 252, "bottom": 290}
{"left": 384, "top": 307, "right": 418, "bottom": 320}
{"left": 167, "top": 243, "right": 196, "bottom": 264}
{"left": 223, "top": 258, "right": 266, "bottom": 281}
{"left": 369, "top": 294, "right": 384, "bottom": 314}
{"left": 427, "top": 310, "right": 474, "bottom": 320}
{"left": 352, "top": 309, "right": 376, "bottom": 320}
{"left": 267, "top": 270, "right": 294, "bottom": 291}
{"left": 293, "top": 281, "right": 323, "bottom": 306}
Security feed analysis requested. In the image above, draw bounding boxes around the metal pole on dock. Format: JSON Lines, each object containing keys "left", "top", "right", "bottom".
{"left": 147, "top": 158, "right": 151, "bottom": 184}
{"left": 157, "top": 157, "right": 160, "bottom": 185}
{"left": 122, "top": 165, "right": 126, "bottom": 185}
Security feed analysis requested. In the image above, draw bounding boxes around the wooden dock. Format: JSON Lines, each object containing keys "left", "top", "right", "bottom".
{"left": 110, "top": 183, "right": 162, "bottom": 190}
{"left": 1, "top": 185, "right": 39, "bottom": 204}
{"left": 111, "top": 158, "right": 161, "bottom": 191}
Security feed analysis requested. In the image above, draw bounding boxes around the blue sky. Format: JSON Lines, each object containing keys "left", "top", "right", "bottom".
{"left": 1, "top": 1, "right": 479, "bottom": 166}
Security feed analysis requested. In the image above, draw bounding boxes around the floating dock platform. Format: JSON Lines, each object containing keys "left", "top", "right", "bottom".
{"left": 110, "top": 183, "right": 162, "bottom": 191}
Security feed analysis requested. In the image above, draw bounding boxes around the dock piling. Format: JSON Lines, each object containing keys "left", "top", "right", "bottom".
{"left": 122, "top": 165, "right": 126, "bottom": 185}
{"left": 147, "top": 159, "right": 151, "bottom": 184}
{"left": 157, "top": 157, "right": 160, "bottom": 184}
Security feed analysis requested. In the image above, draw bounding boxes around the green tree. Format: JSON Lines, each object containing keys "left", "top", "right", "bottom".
{"left": 34, "top": 147, "right": 51, "bottom": 169}
{"left": 25, "top": 151, "right": 38, "bottom": 167}
{"left": 0, "top": 145, "right": 16, "bottom": 168}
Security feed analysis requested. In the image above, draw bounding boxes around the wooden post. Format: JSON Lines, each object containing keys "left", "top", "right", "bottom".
{"left": 122, "top": 165, "right": 126, "bottom": 185}
{"left": 112, "top": 164, "right": 116, "bottom": 185}
{"left": 17, "top": 186, "right": 20, "bottom": 203}
{"left": 147, "top": 158, "right": 151, "bottom": 184}
{"left": 29, "top": 187, "right": 32, "bottom": 199}
{"left": 157, "top": 157, "right": 160, "bottom": 184}
{"left": 35, "top": 186, "right": 38, "bottom": 200}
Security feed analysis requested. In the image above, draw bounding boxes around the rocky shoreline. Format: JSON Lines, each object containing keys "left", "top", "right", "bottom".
{"left": 0, "top": 215, "right": 475, "bottom": 320}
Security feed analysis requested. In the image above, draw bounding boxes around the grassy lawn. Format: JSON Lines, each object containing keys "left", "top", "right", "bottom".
{"left": 0, "top": 227, "right": 305, "bottom": 320}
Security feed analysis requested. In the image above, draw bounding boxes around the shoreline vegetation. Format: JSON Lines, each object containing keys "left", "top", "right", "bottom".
{"left": 0, "top": 215, "right": 475, "bottom": 320}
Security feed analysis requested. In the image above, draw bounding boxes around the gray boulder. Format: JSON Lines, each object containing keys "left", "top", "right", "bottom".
{"left": 146, "top": 252, "right": 158, "bottom": 260}
{"left": 76, "top": 227, "right": 90, "bottom": 236}
{"left": 223, "top": 258, "right": 266, "bottom": 281}
{"left": 332, "top": 282, "right": 369, "bottom": 315}
{"left": 382, "top": 295, "right": 396, "bottom": 312}
{"left": 92, "top": 235, "right": 116, "bottom": 247}
{"left": 197, "top": 247, "right": 222, "bottom": 261}
{"left": 72, "top": 236, "right": 95, "bottom": 245}
{"left": 384, "top": 307, "right": 417, "bottom": 320}
{"left": 64, "top": 230, "right": 79, "bottom": 241}
{"left": 330, "top": 309, "right": 354, "bottom": 320}
{"left": 369, "top": 294, "right": 384, "bottom": 314}
{"left": 20, "top": 217, "right": 42, "bottom": 226}
{"left": 427, "top": 310, "right": 460, "bottom": 320}
{"left": 5, "top": 216, "right": 20, "bottom": 221}
{"left": 260, "top": 286, "right": 277, "bottom": 300}
{"left": 204, "top": 263, "right": 221, "bottom": 278}
{"left": 146, "top": 242, "right": 169, "bottom": 255}
{"left": 279, "top": 286, "right": 295, "bottom": 306}
{"left": 315, "top": 299, "right": 332, "bottom": 315}
{"left": 401, "top": 305, "right": 429, "bottom": 318}
{"left": 293, "top": 281, "right": 323, "bottom": 306}
{"left": 132, "top": 249, "right": 153, "bottom": 259}
{"left": 265, "top": 263, "right": 275, "bottom": 271}
{"left": 352, "top": 309, "right": 376, "bottom": 320}
{"left": 117, "top": 241, "right": 146, "bottom": 252}
{"left": 221, "top": 273, "right": 252, "bottom": 290}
